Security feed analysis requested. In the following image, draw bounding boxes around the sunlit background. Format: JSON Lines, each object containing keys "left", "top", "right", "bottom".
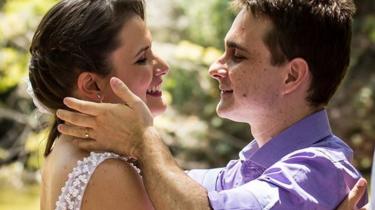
{"left": 0, "top": 0, "right": 374, "bottom": 209}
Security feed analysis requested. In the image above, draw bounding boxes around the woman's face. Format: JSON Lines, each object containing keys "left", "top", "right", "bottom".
{"left": 102, "top": 16, "right": 169, "bottom": 116}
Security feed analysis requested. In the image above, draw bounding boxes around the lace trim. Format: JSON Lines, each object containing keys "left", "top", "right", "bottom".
{"left": 55, "top": 152, "right": 140, "bottom": 210}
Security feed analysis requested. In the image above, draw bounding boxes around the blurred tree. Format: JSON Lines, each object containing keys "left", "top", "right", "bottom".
{"left": 0, "top": 0, "right": 56, "bottom": 168}
{"left": 327, "top": 0, "right": 375, "bottom": 172}
{"left": 176, "top": 0, "right": 235, "bottom": 49}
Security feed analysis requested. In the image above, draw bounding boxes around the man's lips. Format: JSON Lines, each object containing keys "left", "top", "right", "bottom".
{"left": 221, "top": 90, "right": 234, "bottom": 94}
{"left": 219, "top": 85, "right": 233, "bottom": 94}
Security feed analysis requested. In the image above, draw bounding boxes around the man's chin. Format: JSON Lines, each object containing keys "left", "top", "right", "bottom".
{"left": 217, "top": 106, "right": 247, "bottom": 123}
{"left": 216, "top": 105, "right": 231, "bottom": 119}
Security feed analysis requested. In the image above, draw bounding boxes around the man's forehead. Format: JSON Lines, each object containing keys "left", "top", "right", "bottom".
{"left": 224, "top": 10, "right": 251, "bottom": 50}
{"left": 224, "top": 9, "right": 272, "bottom": 49}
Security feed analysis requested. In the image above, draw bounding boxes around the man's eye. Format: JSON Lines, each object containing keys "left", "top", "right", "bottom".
{"left": 232, "top": 51, "right": 245, "bottom": 62}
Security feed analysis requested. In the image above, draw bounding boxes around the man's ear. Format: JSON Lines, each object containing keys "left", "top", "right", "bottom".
{"left": 76, "top": 72, "right": 103, "bottom": 101}
{"left": 282, "top": 58, "right": 310, "bottom": 95}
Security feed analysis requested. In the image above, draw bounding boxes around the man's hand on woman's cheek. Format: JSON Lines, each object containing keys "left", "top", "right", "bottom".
{"left": 56, "top": 77, "right": 154, "bottom": 159}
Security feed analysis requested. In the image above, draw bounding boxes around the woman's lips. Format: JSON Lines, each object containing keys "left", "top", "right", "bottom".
{"left": 146, "top": 90, "right": 162, "bottom": 97}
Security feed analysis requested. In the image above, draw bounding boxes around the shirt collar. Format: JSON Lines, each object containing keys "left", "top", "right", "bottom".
{"left": 240, "top": 109, "right": 333, "bottom": 169}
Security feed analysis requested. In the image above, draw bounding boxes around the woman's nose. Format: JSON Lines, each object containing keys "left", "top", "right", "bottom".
{"left": 153, "top": 55, "right": 169, "bottom": 76}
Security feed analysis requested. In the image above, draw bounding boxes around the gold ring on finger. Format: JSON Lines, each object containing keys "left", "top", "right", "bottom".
{"left": 84, "top": 128, "right": 90, "bottom": 139}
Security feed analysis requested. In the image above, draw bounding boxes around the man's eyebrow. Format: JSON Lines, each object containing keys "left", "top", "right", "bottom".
{"left": 226, "top": 40, "right": 248, "bottom": 52}
{"left": 135, "top": 46, "right": 150, "bottom": 57}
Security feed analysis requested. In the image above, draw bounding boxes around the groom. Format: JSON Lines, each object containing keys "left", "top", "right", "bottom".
{"left": 57, "top": 0, "right": 368, "bottom": 209}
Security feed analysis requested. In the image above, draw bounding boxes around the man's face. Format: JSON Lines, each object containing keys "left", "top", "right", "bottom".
{"left": 209, "top": 9, "right": 287, "bottom": 123}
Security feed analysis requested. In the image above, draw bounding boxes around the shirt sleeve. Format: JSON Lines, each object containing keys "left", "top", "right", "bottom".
{"left": 207, "top": 149, "right": 367, "bottom": 210}
{"left": 187, "top": 168, "right": 223, "bottom": 191}
{"left": 208, "top": 179, "right": 279, "bottom": 210}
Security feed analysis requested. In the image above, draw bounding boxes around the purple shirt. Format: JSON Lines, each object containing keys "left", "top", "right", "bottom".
{"left": 188, "top": 110, "right": 367, "bottom": 210}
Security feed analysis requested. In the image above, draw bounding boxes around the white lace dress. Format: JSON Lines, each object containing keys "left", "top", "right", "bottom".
{"left": 55, "top": 152, "right": 141, "bottom": 210}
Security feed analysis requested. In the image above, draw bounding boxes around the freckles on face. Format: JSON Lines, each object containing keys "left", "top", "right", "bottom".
{"left": 216, "top": 9, "right": 288, "bottom": 121}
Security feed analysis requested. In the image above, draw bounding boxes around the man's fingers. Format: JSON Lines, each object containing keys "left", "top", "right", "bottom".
{"left": 56, "top": 110, "right": 96, "bottom": 128}
{"left": 110, "top": 77, "right": 140, "bottom": 107}
{"left": 58, "top": 124, "right": 95, "bottom": 139}
{"left": 63, "top": 97, "right": 103, "bottom": 116}
{"left": 72, "top": 138, "right": 105, "bottom": 152}
{"left": 348, "top": 178, "right": 367, "bottom": 207}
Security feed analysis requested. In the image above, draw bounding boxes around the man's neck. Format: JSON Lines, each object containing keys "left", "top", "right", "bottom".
{"left": 249, "top": 105, "right": 322, "bottom": 147}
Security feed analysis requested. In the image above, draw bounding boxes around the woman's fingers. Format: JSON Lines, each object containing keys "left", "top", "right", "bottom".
{"left": 347, "top": 178, "right": 367, "bottom": 208}
{"left": 56, "top": 109, "right": 97, "bottom": 128}
{"left": 63, "top": 97, "right": 103, "bottom": 116}
{"left": 336, "top": 178, "right": 368, "bottom": 210}
{"left": 359, "top": 203, "right": 369, "bottom": 210}
{"left": 58, "top": 124, "right": 95, "bottom": 139}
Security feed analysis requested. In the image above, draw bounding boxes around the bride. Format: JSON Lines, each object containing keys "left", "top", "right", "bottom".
{"left": 28, "top": 0, "right": 169, "bottom": 209}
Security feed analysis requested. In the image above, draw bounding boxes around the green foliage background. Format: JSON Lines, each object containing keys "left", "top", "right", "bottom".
{"left": 0, "top": 0, "right": 374, "bottom": 209}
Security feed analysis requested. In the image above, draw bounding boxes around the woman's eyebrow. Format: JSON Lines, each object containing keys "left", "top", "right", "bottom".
{"left": 135, "top": 46, "right": 150, "bottom": 57}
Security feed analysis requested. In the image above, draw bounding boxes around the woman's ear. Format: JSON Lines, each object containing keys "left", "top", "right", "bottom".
{"left": 282, "top": 58, "right": 311, "bottom": 95}
{"left": 76, "top": 72, "right": 103, "bottom": 101}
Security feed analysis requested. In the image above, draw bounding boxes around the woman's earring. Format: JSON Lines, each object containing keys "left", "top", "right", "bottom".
{"left": 96, "top": 94, "right": 103, "bottom": 103}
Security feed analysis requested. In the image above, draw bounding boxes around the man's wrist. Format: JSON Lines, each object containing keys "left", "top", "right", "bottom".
{"left": 133, "top": 126, "right": 162, "bottom": 161}
{"left": 137, "top": 127, "right": 176, "bottom": 171}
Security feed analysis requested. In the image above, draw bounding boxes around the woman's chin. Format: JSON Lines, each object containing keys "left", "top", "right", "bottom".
{"left": 146, "top": 94, "right": 167, "bottom": 117}
{"left": 150, "top": 104, "right": 167, "bottom": 117}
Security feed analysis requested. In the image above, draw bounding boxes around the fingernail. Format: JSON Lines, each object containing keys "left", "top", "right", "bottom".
{"left": 63, "top": 98, "right": 70, "bottom": 105}
{"left": 110, "top": 77, "right": 121, "bottom": 87}
{"left": 57, "top": 124, "right": 63, "bottom": 132}
{"left": 56, "top": 110, "right": 61, "bottom": 117}
{"left": 357, "top": 178, "right": 366, "bottom": 187}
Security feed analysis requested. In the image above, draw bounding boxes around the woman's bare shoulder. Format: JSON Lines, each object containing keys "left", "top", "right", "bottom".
{"left": 44, "top": 137, "right": 88, "bottom": 175}
{"left": 81, "top": 158, "right": 154, "bottom": 210}
{"left": 41, "top": 136, "right": 89, "bottom": 210}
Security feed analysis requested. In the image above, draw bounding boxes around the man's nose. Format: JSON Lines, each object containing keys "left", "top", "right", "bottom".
{"left": 153, "top": 55, "right": 169, "bottom": 76}
{"left": 209, "top": 60, "right": 228, "bottom": 80}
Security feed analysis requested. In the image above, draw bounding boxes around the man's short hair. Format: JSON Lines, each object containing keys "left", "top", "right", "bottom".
{"left": 233, "top": 0, "right": 356, "bottom": 107}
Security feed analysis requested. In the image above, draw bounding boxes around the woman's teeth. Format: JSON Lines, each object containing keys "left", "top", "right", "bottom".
{"left": 147, "top": 85, "right": 162, "bottom": 95}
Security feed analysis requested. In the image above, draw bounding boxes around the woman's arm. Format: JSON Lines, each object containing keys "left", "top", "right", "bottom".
{"left": 336, "top": 178, "right": 369, "bottom": 210}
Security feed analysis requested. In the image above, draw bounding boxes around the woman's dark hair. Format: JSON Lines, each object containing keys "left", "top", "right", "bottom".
{"left": 29, "top": 0, "right": 145, "bottom": 156}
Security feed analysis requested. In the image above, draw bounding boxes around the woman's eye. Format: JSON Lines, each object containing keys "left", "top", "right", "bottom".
{"left": 136, "top": 57, "right": 147, "bottom": 65}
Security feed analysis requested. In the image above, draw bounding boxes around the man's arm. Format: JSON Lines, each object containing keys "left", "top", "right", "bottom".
{"left": 57, "top": 77, "right": 212, "bottom": 210}
{"left": 139, "top": 128, "right": 211, "bottom": 210}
